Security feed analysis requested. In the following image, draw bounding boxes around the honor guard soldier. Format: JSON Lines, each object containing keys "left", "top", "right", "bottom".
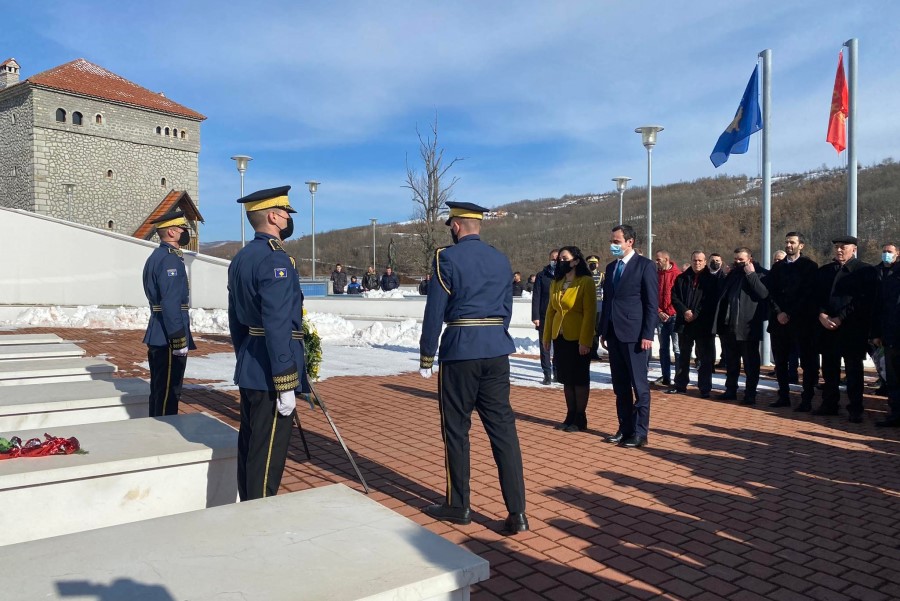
{"left": 228, "top": 185, "right": 308, "bottom": 501}
{"left": 418, "top": 201, "right": 528, "bottom": 535}
{"left": 142, "top": 208, "right": 197, "bottom": 417}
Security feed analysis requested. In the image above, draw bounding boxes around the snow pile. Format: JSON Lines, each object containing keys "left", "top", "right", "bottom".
{"left": 361, "top": 288, "right": 408, "bottom": 299}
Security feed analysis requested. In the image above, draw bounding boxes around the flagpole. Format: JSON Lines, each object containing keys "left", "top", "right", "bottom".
{"left": 759, "top": 48, "right": 772, "bottom": 366}
{"left": 843, "top": 38, "right": 858, "bottom": 238}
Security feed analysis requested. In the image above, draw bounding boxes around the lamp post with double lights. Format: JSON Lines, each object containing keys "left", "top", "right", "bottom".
{"left": 634, "top": 126, "right": 663, "bottom": 257}
{"left": 305, "top": 181, "right": 320, "bottom": 279}
{"left": 230, "top": 155, "right": 252, "bottom": 247}
{"left": 370, "top": 218, "right": 377, "bottom": 273}
{"left": 63, "top": 183, "right": 75, "bottom": 222}
{"left": 611, "top": 176, "right": 631, "bottom": 225}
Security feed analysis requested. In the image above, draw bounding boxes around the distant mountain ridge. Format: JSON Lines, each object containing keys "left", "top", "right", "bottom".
{"left": 202, "top": 159, "right": 900, "bottom": 279}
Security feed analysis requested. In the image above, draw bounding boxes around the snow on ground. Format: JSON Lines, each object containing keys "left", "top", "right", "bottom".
{"left": 2, "top": 304, "right": 783, "bottom": 394}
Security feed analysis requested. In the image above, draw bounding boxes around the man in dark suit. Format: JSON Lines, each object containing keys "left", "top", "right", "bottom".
{"left": 599, "top": 225, "right": 659, "bottom": 448}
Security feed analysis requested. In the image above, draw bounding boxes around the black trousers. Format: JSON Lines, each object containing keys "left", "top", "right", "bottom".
{"left": 537, "top": 323, "right": 554, "bottom": 376}
{"left": 238, "top": 388, "right": 293, "bottom": 501}
{"left": 437, "top": 356, "right": 525, "bottom": 513}
{"left": 674, "top": 331, "right": 715, "bottom": 394}
{"left": 722, "top": 332, "right": 761, "bottom": 396}
{"left": 147, "top": 345, "right": 187, "bottom": 417}
{"left": 606, "top": 325, "right": 652, "bottom": 439}
{"left": 770, "top": 325, "right": 819, "bottom": 402}
{"left": 884, "top": 345, "right": 900, "bottom": 419}
{"left": 820, "top": 341, "right": 865, "bottom": 414}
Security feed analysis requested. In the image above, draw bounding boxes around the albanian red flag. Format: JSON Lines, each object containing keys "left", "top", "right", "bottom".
{"left": 827, "top": 51, "right": 848, "bottom": 153}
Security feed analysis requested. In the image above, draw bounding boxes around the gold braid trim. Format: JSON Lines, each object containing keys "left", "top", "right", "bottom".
{"left": 435, "top": 247, "right": 451, "bottom": 295}
{"left": 169, "top": 336, "right": 188, "bottom": 350}
{"left": 420, "top": 355, "right": 435, "bottom": 369}
{"left": 273, "top": 370, "right": 300, "bottom": 392}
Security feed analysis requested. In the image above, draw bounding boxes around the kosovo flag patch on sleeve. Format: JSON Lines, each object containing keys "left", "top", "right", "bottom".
{"left": 274, "top": 268, "right": 288, "bottom": 279}
{"left": 167, "top": 269, "right": 178, "bottom": 277}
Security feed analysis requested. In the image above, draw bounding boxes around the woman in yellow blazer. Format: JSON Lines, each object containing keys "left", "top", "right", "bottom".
{"left": 542, "top": 246, "right": 597, "bottom": 432}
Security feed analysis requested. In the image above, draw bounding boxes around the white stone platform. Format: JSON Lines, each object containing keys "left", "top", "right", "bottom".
{"left": 0, "top": 333, "right": 64, "bottom": 345}
{"left": 0, "top": 342, "right": 85, "bottom": 361}
{"left": 0, "top": 378, "right": 150, "bottom": 430}
{"left": 0, "top": 413, "right": 238, "bottom": 546}
{"left": 0, "top": 357, "right": 116, "bottom": 386}
{"left": 3, "top": 483, "right": 490, "bottom": 600}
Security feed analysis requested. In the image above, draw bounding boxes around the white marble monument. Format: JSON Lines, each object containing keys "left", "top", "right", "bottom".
{"left": 0, "top": 357, "right": 116, "bottom": 386}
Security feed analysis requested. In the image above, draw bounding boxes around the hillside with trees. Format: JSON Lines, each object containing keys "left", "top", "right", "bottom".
{"left": 202, "top": 159, "right": 900, "bottom": 281}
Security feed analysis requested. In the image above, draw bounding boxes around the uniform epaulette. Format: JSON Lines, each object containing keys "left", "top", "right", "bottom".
{"left": 168, "top": 247, "right": 183, "bottom": 257}
{"left": 289, "top": 256, "right": 297, "bottom": 270}
{"left": 435, "top": 247, "right": 451, "bottom": 295}
{"left": 268, "top": 239, "right": 285, "bottom": 252}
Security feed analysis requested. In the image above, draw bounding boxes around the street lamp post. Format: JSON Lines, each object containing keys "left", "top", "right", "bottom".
{"left": 231, "top": 155, "right": 252, "bottom": 246}
{"left": 305, "top": 181, "right": 320, "bottom": 279}
{"left": 370, "top": 218, "right": 377, "bottom": 273}
{"left": 634, "top": 126, "right": 664, "bottom": 257}
{"left": 611, "top": 177, "right": 631, "bottom": 225}
{"left": 63, "top": 183, "right": 75, "bottom": 222}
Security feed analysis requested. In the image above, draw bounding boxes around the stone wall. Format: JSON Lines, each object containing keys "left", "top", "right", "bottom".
{"left": 30, "top": 88, "right": 201, "bottom": 234}
{"left": 0, "top": 88, "right": 34, "bottom": 211}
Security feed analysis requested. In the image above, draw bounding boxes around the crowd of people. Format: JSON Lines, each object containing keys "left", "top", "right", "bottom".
{"left": 528, "top": 231, "right": 900, "bottom": 435}
{"left": 329, "top": 263, "right": 400, "bottom": 294}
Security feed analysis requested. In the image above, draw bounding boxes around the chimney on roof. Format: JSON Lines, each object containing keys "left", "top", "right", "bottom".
{"left": 0, "top": 58, "right": 20, "bottom": 89}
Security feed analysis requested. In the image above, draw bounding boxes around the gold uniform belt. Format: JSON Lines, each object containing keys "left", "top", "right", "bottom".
{"left": 151, "top": 305, "right": 190, "bottom": 312}
{"left": 446, "top": 317, "right": 504, "bottom": 327}
{"left": 248, "top": 327, "right": 304, "bottom": 340}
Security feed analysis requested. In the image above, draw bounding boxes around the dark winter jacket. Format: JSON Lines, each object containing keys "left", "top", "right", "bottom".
{"left": 531, "top": 263, "right": 555, "bottom": 324}
{"left": 872, "top": 262, "right": 900, "bottom": 347}
{"left": 330, "top": 270, "right": 348, "bottom": 294}
{"left": 380, "top": 272, "right": 400, "bottom": 291}
{"left": 361, "top": 272, "right": 380, "bottom": 291}
{"left": 766, "top": 255, "right": 819, "bottom": 334}
{"left": 671, "top": 267, "right": 719, "bottom": 336}
{"left": 815, "top": 258, "right": 877, "bottom": 352}
{"left": 512, "top": 280, "right": 524, "bottom": 297}
{"left": 713, "top": 261, "right": 769, "bottom": 341}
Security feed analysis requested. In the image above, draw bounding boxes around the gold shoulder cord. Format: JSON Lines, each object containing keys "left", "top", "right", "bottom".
{"left": 435, "top": 248, "right": 451, "bottom": 295}
{"left": 268, "top": 239, "right": 285, "bottom": 252}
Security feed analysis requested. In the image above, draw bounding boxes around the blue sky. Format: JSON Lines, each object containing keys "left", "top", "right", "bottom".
{"left": 6, "top": 1, "right": 899, "bottom": 241}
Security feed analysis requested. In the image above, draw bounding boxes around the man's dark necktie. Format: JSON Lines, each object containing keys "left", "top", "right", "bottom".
{"left": 613, "top": 260, "right": 624, "bottom": 288}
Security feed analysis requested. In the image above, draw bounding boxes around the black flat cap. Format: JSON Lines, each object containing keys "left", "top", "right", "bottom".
{"left": 831, "top": 235, "right": 858, "bottom": 245}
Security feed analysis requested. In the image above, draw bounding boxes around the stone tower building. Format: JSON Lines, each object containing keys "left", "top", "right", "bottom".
{"left": 0, "top": 57, "right": 205, "bottom": 238}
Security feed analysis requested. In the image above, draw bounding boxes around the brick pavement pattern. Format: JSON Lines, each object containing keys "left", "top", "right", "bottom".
{"left": 18, "top": 327, "right": 900, "bottom": 601}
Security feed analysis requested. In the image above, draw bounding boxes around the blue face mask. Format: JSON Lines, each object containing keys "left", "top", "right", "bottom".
{"left": 884, "top": 252, "right": 895, "bottom": 265}
{"left": 610, "top": 243, "right": 625, "bottom": 257}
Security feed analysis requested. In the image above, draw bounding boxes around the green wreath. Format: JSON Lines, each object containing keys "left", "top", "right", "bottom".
{"left": 302, "top": 311, "right": 322, "bottom": 381}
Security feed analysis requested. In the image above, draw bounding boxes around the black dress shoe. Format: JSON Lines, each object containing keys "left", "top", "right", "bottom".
{"left": 665, "top": 387, "right": 687, "bottom": 395}
{"left": 847, "top": 412, "right": 864, "bottom": 424}
{"left": 794, "top": 401, "right": 812, "bottom": 412}
{"left": 769, "top": 399, "right": 792, "bottom": 408}
{"left": 740, "top": 396, "right": 757, "bottom": 406}
{"left": 812, "top": 406, "right": 839, "bottom": 416}
{"left": 541, "top": 376, "right": 551, "bottom": 385}
{"left": 700, "top": 391, "right": 711, "bottom": 399}
{"left": 423, "top": 504, "right": 472, "bottom": 525}
{"left": 717, "top": 391, "right": 738, "bottom": 401}
{"left": 875, "top": 417, "right": 900, "bottom": 427}
{"left": 619, "top": 436, "right": 648, "bottom": 448}
{"left": 604, "top": 432, "right": 624, "bottom": 444}
{"left": 501, "top": 512, "right": 529, "bottom": 535}
{"left": 562, "top": 423, "right": 583, "bottom": 432}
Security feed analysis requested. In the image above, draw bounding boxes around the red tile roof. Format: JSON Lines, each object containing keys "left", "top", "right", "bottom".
{"left": 133, "top": 190, "right": 204, "bottom": 247}
{"left": 26, "top": 59, "right": 205, "bottom": 120}
{"left": 0, "top": 58, "right": 19, "bottom": 68}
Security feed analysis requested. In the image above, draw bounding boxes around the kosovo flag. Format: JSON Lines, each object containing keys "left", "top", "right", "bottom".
{"left": 710, "top": 66, "right": 762, "bottom": 168}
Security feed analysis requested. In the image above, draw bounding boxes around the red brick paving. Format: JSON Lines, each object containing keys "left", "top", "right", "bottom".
{"left": 14, "top": 327, "right": 900, "bottom": 600}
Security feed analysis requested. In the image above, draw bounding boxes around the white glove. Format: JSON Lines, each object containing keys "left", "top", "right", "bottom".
{"left": 419, "top": 368, "right": 433, "bottom": 379}
{"left": 172, "top": 347, "right": 189, "bottom": 357}
{"left": 276, "top": 390, "right": 296, "bottom": 416}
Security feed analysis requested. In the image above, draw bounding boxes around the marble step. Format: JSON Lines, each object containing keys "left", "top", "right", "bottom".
{"left": 0, "top": 333, "right": 65, "bottom": 345}
{"left": 0, "top": 343, "right": 85, "bottom": 361}
{"left": 0, "top": 413, "right": 238, "bottom": 546}
{"left": 0, "top": 357, "right": 117, "bottom": 386}
{"left": 0, "top": 378, "right": 150, "bottom": 430}
{"left": 3, "top": 483, "right": 490, "bottom": 600}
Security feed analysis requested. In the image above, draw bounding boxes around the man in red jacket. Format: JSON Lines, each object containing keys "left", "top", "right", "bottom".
{"left": 655, "top": 251, "right": 681, "bottom": 387}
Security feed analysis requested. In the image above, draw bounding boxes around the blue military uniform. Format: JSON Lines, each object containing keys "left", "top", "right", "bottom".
{"left": 142, "top": 209, "right": 198, "bottom": 417}
{"left": 228, "top": 185, "right": 308, "bottom": 501}
{"left": 419, "top": 201, "right": 527, "bottom": 534}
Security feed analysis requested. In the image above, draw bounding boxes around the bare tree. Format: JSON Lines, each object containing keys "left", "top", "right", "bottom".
{"left": 404, "top": 114, "right": 463, "bottom": 270}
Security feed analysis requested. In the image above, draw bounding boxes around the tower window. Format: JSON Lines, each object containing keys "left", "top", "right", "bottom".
{"left": 164, "top": 127, "right": 170, "bottom": 136}
{"left": 173, "top": 128, "right": 178, "bottom": 137}
{"left": 107, "top": 220, "right": 115, "bottom": 229}
{"left": 180, "top": 130, "right": 186, "bottom": 139}
{"left": 11, "top": 166, "right": 17, "bottom": 177}
{"left": 10, "top": 113, "right": 15, "bottom": 125}
{"left": 161, "top": 177, "right": 167, "bottom": 188}
{"left": 95, "top": 114, "right": 103, "bottom": 125}
{"left": 106, "top": 170, "right": 114, "bottom": 178}
{"left": 156, "top": 126, "right": 161, "bottom": 134}
{"left": 55, "top": 108, "right": 66, "bottom": 122}
{"left": 72, "top": 112, "right": 83, "bottom": 126}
